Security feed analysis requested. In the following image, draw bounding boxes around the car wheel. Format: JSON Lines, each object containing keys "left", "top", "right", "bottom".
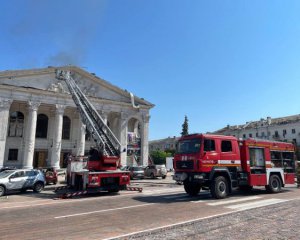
{"left": 53, "top": 181, "right": 57, "bottom": 185}
{"left": 162, "top": 175, "right": 166, "bottom": 179}
{"left": 33, "top": 182, "right": 44, "bottom": 193}
{"left": 0, "top": 185, "right": 6, "bottom": 197}
{"left": 21, "top": 188, "right": 27, "bottom": 193}
{"left": 150, "top": 173, "right": 155, "bottom": 179}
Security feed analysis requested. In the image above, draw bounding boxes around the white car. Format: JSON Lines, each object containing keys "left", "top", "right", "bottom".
{"left": 144, "top": 165, "right": 167, "bottom": 179}
{"left": 0, "top": 169, "right": 46, "bottom": 197}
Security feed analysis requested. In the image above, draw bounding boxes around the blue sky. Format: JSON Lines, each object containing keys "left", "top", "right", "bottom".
{"left": 1, "top": 0, "right": 300, "bottom": 140}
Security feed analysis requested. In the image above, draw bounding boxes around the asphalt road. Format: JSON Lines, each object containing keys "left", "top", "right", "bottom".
{"left": 0, "top": 176, "right": 299, "bottom": 240}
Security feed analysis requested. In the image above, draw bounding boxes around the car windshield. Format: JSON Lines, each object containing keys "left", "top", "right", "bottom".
{"left": 132, "top": 167, "right": 143, "bottom": 171}
{"left": 177, "top": 138, "right": 201, "bottom": 154}
{"left": 0, "top": 170, "right": 14, "bottom": 178}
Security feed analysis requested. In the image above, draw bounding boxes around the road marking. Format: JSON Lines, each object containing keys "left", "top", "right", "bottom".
{"left": 103, "top": 210, "right": 238, "bottom": 240}
{"left": 142, "top": 188, "right": 183, "bottom": 195}
{"left": 205, "top": 196, "right": 262, "bottom": 206}
{"left": 226, "top": 198, "right": 288, "bottom": 211}
{"left": 54, "top": 203, "right": 155, "bottom": 219}
{"left": 0, "top": 191, "right": 143, "bottom": 210}
{"left": 103, "top": 197, "right": 298, "bottom": 240}
{"left": 0, "top": 188, "right": 182, "bottom": 210}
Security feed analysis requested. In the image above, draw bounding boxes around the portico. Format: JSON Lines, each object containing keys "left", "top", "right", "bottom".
{"left": 0, "top": 66, "right": 154, "bottom": 169}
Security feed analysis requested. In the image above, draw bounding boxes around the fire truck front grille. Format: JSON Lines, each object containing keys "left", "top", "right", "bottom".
{"left": 176, "top": 160, "right": 194, "bottom": 170}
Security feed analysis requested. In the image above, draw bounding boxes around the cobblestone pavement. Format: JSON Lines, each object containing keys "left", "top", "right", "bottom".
{"left": 117, "top": 199, "right": 300, "bottom": 240}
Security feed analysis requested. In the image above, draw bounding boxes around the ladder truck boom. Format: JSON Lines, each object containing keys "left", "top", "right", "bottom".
{"left": 55, "top": 69, "right": 121, "bottom": 157}
{"left": 55, "top": 69, "right": 130, "bottom": 194}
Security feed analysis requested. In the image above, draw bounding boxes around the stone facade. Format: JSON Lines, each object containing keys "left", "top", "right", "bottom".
{"left": 0, "top": 66, "right": 154, "bottom": 169}
{"left": 213, "top": 115, "right": 300, "bottom": 146}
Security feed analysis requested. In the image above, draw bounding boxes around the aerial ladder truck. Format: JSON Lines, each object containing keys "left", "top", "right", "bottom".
{"left": 55, "top": 70, "right": 130, "bottom": 193}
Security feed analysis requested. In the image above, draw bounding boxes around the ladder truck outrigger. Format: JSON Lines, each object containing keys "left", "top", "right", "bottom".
{"left": 56, "top": 70, "right": 130, "bottom": 194}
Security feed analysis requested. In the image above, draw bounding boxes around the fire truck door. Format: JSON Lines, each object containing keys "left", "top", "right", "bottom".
{"left": 220, "top": 140, "right": 238, "bottom": 165}
{"left": 203, "top": 139, "right": 219, "bottom": 165}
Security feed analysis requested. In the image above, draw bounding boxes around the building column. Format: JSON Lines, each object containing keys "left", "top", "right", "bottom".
{"left": 0, "top": 98, "right": 12, "bottom": 168}
{"left": 23, "top": 101, "right": 40, "bottom": 169}
{"left": 76, "top": 117, "right": 86, "bottom": 156}
{"left": 119, "top": 113, "right": 128, "bottom": 166}
{"left": 50, "top": 104, "right": 65, "bottom": 169}
{"left": 141, "top": 114, "right": 150, "bottom": 166}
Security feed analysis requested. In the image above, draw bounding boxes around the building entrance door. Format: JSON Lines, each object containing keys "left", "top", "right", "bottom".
{"left": 33, "top": 151, "right": 48, "bottom": 168}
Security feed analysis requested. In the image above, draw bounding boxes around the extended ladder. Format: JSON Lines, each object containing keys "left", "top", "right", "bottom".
{"left": 55, "top": 70, "right": 121, "bottom": 157}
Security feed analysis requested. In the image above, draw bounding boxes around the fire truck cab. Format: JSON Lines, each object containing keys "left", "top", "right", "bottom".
{"left": 173, "top": 134, "right": 296, "bottom": 199}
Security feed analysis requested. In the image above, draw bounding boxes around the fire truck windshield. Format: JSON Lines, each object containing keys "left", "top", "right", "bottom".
{"left": 177, "top": 138, "right": 201, "bottom": 154}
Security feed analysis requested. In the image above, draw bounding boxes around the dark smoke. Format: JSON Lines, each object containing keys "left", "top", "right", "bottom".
{"left": 8, "top": 0, "right": 107, "bottom": 67}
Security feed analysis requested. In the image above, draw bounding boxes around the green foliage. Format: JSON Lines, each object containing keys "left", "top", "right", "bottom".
{"left": 165, "top": 149, "right": 176, "bottom": 157}
{"left": 181, "top": 115, "right": 189, "bottom": 136}
{"left": 150, "top": 150, "right": 171, "bottom": 165}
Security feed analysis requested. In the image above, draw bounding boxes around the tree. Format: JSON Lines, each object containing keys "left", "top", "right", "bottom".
{"left": 150, "top": 150, "right": 171, "bottom": 165}
{"left": 181, "top": 115, "right": 189, "bottom": 136}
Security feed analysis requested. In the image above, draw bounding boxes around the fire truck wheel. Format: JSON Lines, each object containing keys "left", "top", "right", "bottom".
{"left": 210, "top": 176, "right": 228, "bottom": 199}
{"left": 266, "top": 175, "right": 282, "bottom": 193}
{"left": 184, "top": 182, "right": 201, "bottom": 196}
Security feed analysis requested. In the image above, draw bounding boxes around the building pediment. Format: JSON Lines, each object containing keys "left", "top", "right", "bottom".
{"left": 0, "top": 66, "right": 154, "bottom": 108}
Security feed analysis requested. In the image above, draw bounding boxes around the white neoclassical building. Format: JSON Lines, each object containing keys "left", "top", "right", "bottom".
{"left": 213, "top": 115, "right": 300, "bottom": 147}
{"left": 0, "top": 66, "right": 154, "bottom": 169}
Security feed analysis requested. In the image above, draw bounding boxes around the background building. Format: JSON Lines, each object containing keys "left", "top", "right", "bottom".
{"left": 149, "top": 136, "right": 179, "bottom": 152}
{"left": 0, "top": 66, "right": 154, "bottom": 169}
{"left": 213, "top": 115, "right": 300, "bottom": 146}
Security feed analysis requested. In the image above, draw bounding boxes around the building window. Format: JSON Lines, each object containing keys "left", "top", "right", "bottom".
{"left": 62, "top": 116, "right": 71, "bottom": 140}
{"left": 261, "top": 132, "right": 265, "bottom": 137}
{"left": 221, "top": 141, "right": 232, "bottom": 152}
{"left": 283, "top": 129, "right": 287, "bottom": 136}
{"left": 243, "top": 134, "right": 246, "bottom": 138}
{"left": 274, "top": 131, "right": 279, "bottom": 137}
{"left": 256, "top": 133, "right": 259, "bottom": 137}
{"left": 249, "top": 133, "right": 252, "bottom": 138}
{"left": 8, "top": 149, "right": 18, "bottom": 161}
{"left": 8, "top": 111, "right": 24, "bottom": 137}
{"left": 292, "top": 129, "right": 296, "bottom": 134}
{"left": 36, "top": 114, "right": 48, "bottom": 138}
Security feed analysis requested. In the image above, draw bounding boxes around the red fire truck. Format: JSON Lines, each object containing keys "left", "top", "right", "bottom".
{"left": 173, "top": 134, "right": 296, "bottom": 199}
{"left": 56, "top": 70, "right": 130, "bottom": 193}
